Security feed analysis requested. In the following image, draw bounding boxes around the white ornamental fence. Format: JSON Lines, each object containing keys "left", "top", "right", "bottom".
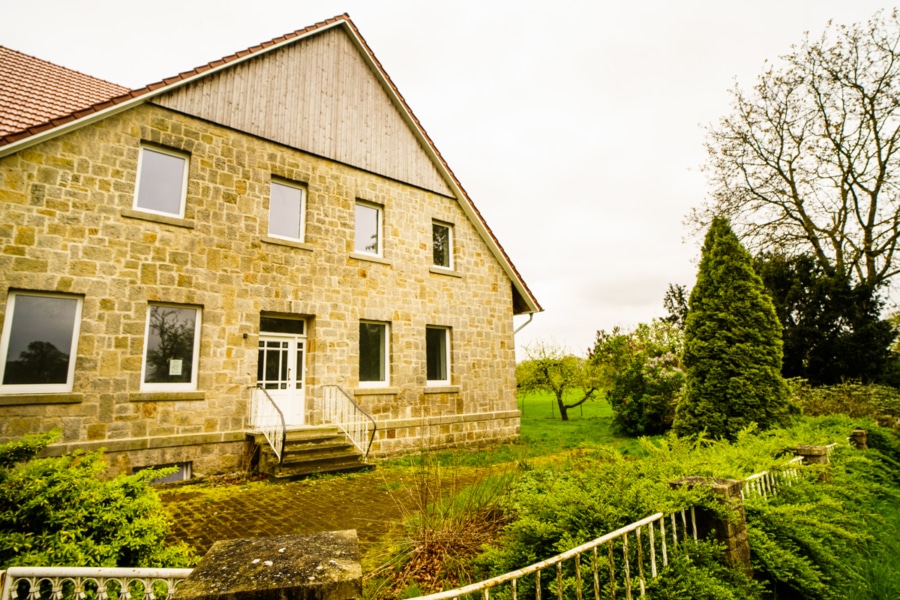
{"left": 0, "top": 567, "right": 193, "bottom": 600}
{"left": 410, "top": 509, "right": 699, "bottom": 600}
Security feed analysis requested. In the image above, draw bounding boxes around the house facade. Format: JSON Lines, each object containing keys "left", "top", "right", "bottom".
{"left": 0, "top": 15, "right": 541, "bottom": 477}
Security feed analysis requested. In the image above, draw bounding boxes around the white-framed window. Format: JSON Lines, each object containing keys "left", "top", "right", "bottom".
{"left": 355, "top": 201, "right": 382, "bottom": 256}
{"left": 134, "top": 146, "right": 188, "bottom": 218}
{"left": 0, "top": 292, "right": 83, "bottom": 394}
{"left": 432, "top": 221, "right": 453, "bottom": 269}
{"left": 359, "top": 321, "right": 389, "bottom": 385}
{"left": 426, "top": 326, "right": 451, "bottom": 385}
{"left": 268, "top": 180, "right": 307, "bottom": 241}
{"left": 141, "top": 304, "right": 201, "bottom": 391}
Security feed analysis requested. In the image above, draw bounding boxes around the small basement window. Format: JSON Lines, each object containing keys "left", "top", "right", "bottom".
{"left": 135, "top": 462, "right": 192, "bottom": 485}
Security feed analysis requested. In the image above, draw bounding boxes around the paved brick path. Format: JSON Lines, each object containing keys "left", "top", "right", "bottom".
{"left": 161, "top": 466, "right": 482, "bottom": 556}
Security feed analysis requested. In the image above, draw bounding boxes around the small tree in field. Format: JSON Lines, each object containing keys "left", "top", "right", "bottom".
{"left": 517, "top": 342, "right": 600, "bottom": 421}
{"left": 674, "top": 217, "right": 794, "bottom": 439}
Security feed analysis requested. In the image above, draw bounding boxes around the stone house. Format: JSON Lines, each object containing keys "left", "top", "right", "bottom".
{"left": 0, "top": 14, "right": 541, "bottom": 478}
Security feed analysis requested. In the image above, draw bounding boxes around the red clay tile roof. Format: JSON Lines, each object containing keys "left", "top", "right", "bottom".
{"left": 0, "top": 46, "right": 129, "bottom": 138}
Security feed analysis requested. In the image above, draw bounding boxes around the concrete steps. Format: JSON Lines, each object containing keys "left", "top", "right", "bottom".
{"left": 254, "top": 426, "right": 373, "bottom": 480}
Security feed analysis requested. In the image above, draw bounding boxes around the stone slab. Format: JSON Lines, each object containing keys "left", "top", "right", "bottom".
{"left": 174, "top": 531, "right": 361, "bottom": 600}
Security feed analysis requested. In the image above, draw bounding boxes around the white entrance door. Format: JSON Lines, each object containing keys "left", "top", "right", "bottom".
{"left": 257, "top": 331, "right": 306, "bottom": 427}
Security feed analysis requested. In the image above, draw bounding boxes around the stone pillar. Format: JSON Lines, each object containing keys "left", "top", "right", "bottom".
{"left": 173, "top": 531, "right": 362, "bottom": 600}
{"left": 794, "top": 445, "right": 829, "bottom": 464}
{"left": 670, "top": 477, "right": 752, "bottom": 576}
{"left": 850, "top": 429, "right": 868, "bottom": 450}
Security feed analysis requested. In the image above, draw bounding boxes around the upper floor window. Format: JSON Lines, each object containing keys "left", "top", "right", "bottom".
{"left": 141, "top": 304, "right": 201, "bottom": 391}
{"left": 355, "top": 201, "right": 382, "bottom": 256}
{"left": 268, "top": 180, "right": 307, "bottom": 242}
{"left": 134, "top": 146, "right": 188, "bottom": 218}
{"left": 432, "top": 221, "right": 453, "bottom": 268}
{"left": 426, "top": 326, "right": 451, "bottom": 385}
{"left": 359, "top": 321, "right": 389, "bottom": 385}
{"left": 0, "top": 292, "right": 83, "bottom": 394}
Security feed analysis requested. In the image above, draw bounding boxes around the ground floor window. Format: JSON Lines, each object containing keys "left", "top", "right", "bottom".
{"left": 426, "top": 326, "right": 450, "bottom": 385}
{"left": 0, "top": 291, "right": 82, "bottom": 393}
{"left": 142, "top": 304, "right": 201, "bottom": 391}
{"left": 359, "top": 321, "right": 389, "bottom": 385}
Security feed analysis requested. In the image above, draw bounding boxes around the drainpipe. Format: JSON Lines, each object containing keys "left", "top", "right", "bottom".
{"left": 514, "top": 312, "right": 534, "bottom": 334}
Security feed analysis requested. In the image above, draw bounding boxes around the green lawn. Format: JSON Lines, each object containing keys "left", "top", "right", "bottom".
{"left": 518, "top": 389, "right": 647, "bottom": 457}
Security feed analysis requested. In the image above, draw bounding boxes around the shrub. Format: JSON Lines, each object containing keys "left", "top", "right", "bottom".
{"left": 0, "top": 430, "right": 196, "bottom": 568}
{"left": 790, "top": 379, "right": 900, "bottom": 425}
{"left": 593, "top": 320, "right": 684, "bottom": 435}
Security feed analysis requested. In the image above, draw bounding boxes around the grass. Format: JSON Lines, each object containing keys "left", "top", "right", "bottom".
{"left": 518, "top": 389, "right": 649, "bottom": 457}
{"left": 384, "top": 389, "right": 645, "bottom": 470}
{"left": 846, "top": 497, "right": 900, "bottom": 599}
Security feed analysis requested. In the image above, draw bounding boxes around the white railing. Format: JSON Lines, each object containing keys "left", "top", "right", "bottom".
{"left": 249, "top": 385, "right": 286, "bottom": 463}
{"left": 0, "top": 567, "right": 193, "bottom": 600}
{"left": 322, "top": 385, "right": 376, "bottom": 459}
{"left": 742, "top": 456, "right": 805, "bottom": 500}
{"left": 409, "top": 509, "right": 698, "bottom": 600}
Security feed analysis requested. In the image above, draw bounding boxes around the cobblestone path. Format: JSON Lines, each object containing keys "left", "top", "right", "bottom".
{"left": 161, "top": 466, "right": 486, "bottom": 556}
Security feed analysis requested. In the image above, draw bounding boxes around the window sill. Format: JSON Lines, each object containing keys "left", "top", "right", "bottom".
{"left": 121, "top": 208, "right": 195, "bottom": 229}
{"left": 429, "top": 266, "right": 462, "bottom": 278}
{"left": 261, "top": 236, "right": 314, "bottom": 252}
{"left": 353, "top": 387, "right": 399, "bottom": 396}
{"left": 349, "top": 252, "right": 392, "bottom": 266}
{"left": 0, "top": 393, "right": 83, "bottom": 406}
{"left": 424, "top": 385, "right": 460, "bottom": 394}
{"left": 130, "top": 391, "right": 206, "bottom": 402}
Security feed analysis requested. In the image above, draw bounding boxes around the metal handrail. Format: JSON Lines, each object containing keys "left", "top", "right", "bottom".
{"left": 322, "top": 385, "right": 377, "bottom": 459}
{"left": 0, "top": 567, "right": 194, "bottom": 600}
{"left": 249, "top": 384, "right": 287, "bottom": 463}
{"left": 410, "top": 508, "right": 698, "bottom": 600}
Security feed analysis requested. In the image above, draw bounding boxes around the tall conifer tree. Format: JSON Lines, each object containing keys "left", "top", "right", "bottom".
{"left": 674, "top": 217, "right": 793, "bottom": 439}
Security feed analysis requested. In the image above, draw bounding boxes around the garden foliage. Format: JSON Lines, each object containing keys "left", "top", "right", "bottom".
{"left": 0, "top": 430, "right": 195, "bottom": 568}
{"left": 754, "top": 253, "right": 896, "bottom": 385}
{"left": 475, "top": 417, "right": 900, "bottom": 599}
{"left": 592, "top": 319, "right": 684, "bottom": 435}
{"left": 675, "top": 217, "right": 794, "bottom": 439}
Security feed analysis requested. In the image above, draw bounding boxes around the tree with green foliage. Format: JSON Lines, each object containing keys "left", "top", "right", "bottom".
{"left": 662, "top": 284, "right": 690, "bottom": 330}
{"left": 0, "top": 430, "right": 195, "bottom": 568}
{"left": 592, "top": 320, "right": 685, "bottom": 435}
{"left": 674, "top": 217, "right": 794, "bottom": 439}
{"left": 517, "top": 342, "right": 600, "bottom": 421}
{"left": 754, "top": 253, "right": 896, "bottom": 385}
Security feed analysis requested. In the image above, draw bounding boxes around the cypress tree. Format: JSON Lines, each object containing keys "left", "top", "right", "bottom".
{"left": 674, "top": 217, "right": 793, "bottom": 439}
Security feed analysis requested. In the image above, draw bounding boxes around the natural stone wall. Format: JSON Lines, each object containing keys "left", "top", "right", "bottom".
{"left": 0, "top": 102, "right": 520, "bottom": 475}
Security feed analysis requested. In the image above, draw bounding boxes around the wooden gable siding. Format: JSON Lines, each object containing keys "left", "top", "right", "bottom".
{"left": 152, "top": 27, "right": 452, "bottom": 196}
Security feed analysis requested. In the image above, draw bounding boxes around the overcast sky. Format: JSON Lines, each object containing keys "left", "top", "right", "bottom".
{"left": 2, "top": 0, "right": 896, "bottom": 358}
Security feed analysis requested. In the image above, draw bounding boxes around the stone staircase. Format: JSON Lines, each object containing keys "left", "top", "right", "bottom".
{"left": 255, "top": 426, "right": 373, "bottom": 480}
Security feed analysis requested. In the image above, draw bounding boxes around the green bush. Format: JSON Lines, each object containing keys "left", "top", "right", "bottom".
{"left": 791, "top": 379, "right": 900, "bottom": 424}
{"left": 593, "top": 320, "right": 684, "bottom": 435}
{"left": 0, "top": 430, "right": 196, "bottom": 568}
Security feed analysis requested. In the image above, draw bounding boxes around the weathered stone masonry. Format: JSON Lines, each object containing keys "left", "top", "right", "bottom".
{"left": 0, "top": 103, "right": 520, "bottom": 475}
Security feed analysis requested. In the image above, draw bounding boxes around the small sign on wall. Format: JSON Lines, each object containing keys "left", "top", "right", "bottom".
{"left": 169, "top": 359, "right": 183, "bottom": 376}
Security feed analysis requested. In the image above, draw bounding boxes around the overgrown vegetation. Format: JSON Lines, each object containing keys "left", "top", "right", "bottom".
{"left": 0, "top": 430, "right": 195, "bottom": 569}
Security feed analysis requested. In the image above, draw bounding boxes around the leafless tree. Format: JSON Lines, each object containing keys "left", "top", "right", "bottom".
{"left": 695, "top": 10, "right": 900, "bottom": 289}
